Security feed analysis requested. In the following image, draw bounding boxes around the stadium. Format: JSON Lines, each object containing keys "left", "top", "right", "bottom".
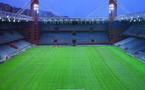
{"left": 0, "top": 0, "right": 145, "bottom": 90}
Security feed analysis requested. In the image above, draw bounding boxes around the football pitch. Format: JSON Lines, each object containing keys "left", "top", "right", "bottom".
{"left": 0, "top": 46, "right": 145, "bottom": 90}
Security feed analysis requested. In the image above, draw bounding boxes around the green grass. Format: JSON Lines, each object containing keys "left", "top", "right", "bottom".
{"left": 0, "top": 46, "right": 145, "bottom": 90}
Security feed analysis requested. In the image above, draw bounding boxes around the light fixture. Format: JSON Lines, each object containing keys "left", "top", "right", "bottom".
{"left": 18, "top": 20, "right": 20, "bottom": 22}
{"left": 109, "top": 4, "right": 115, "bottom": 13}
{"left": 2, "top": 19, "right": 4, "bottom": 22}
{"left": 133, "top": 19, "right": 136, "bottom": 22}
{"left": 7, "top": 15, "right": 9, "bottom": 18}
{"left": 33, "top": 4, "right": 39, "bottom": 14}
{"left": 8, "top": 19, "right": 11, "bottom": 22}
{"left": 13, "top": 19, "right": 16, "bottom": 22}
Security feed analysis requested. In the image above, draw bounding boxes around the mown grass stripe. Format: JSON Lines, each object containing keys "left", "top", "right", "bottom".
{"left": 0, "top": 46, "right": 145, "bottom": 90}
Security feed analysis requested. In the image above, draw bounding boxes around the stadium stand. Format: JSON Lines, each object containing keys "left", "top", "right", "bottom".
{"left": 124, "top": 24, "right": 145, "bottom": 38}
{"left": 76, "top": 32, "right": 109, "bottom": 44}
{"left": 40, "top": 23, "right": 109, "bottom": 45}
{"left": 0, "top": 31, "right": 24, "bottom": 44}
{"left": 115, "top": 24, "right": 145, "bottom": 62}
{"left": 40, "top": 33, "right": 72, "bottom": 45}
{"left": 40, "top": 32, "right": 109, "bottom": 45}
{"left": 137, "top": 48, "right": 145, "bottom": 60}
{"left": 0, "top": 55, "right": 4, "bottom": 63}
{"left": 115, "top": 37, "right": 145, "bottom": 62}
{"left": 41, "top": 24, "right": 108, "bottom": 32}
{"left": 114, "top": 37, "right": 136, "bottom": 46}
{"left": 0, "top": 31, "right": 32, "bottom": 63}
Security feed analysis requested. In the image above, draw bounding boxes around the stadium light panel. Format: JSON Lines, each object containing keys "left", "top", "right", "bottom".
{"left": 33, "top": 4, "right": 39, "bottom": 14}
{"left": 109, "top": 4, "right": 115, "bottom": 13}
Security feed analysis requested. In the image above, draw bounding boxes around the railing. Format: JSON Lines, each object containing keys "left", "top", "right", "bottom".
{"left": 2, "top": 10, "right": 145, "bottom": 23}
{"left": 39, "top": 17, "right": 109, "bottom": 23}
{"left": 0, "top": 10, "right": 33, "bottom": 22}
{"left": 116, "top": 11, "right": 145, "bottom": 21}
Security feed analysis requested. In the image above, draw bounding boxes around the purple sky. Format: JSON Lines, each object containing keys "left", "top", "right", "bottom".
{"left": 0, "top": 0, "right": 145, "bottom": 18}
